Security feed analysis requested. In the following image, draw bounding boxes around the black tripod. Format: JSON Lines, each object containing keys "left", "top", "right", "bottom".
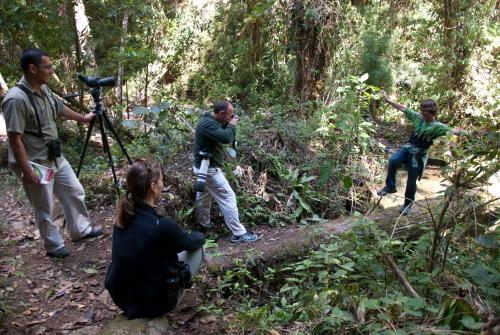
{"left": 74, "top": 81, "right": 132, "bottom": 191}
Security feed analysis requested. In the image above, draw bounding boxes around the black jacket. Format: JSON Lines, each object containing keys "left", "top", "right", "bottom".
{"left": 105, "top": 203, "right": 205, "bottom": 319}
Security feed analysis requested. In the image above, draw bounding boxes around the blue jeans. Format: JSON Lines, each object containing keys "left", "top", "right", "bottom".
{"left": 385, "top": 147, "right": 422, "bottom": 206}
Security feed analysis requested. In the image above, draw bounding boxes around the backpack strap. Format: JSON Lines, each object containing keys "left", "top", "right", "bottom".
{"left": 16, "top": 84, "right": 43, "bottom": 138}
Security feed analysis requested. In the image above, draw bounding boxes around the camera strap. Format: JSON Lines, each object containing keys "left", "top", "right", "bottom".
{"left": 16, "top": 84, "right": 60, "bottom": 166}
{"left": 16, "top": 84, "right": 57, "bottom": 138}
{"left": 16, "top": 84, "right": 43, "bottom": 138}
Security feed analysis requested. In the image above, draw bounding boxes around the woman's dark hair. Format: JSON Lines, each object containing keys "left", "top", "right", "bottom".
{"left": 20, "top": 48, "right": 48, "bottom": 72}
{"left": 116, "top": 159, "right": 162, "bottom": 228}
{"left": 420, "top": 99, "right": 439, "bottom": 115}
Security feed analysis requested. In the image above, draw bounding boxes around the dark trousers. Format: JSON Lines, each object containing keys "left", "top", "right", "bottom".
{"left": 385, "top": 147, "right": 422, "bottom": 206}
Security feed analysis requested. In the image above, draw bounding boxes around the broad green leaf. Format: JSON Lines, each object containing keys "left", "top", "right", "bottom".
{"left": 160, "top": 102, "right": 172, "bottom": 111}
{"left": 122, "top": 120, "right": 136, "bottom": 128}
{"left": 319, "top": 162, "right": 332, "bottom": 187}
{"left": 460, "top": 315, "right": 483, "bottom": 330}
{"left": 133, "top": 106, "right": 149, "bottom": 115}
{"left": 45, "top": 288, "right": 55, "bottom": 300}
{"left": 474, "top": 234, "right": 499, "bottom": 248}
{"left": 293, "top": 190, "right": 313, "bottom": 213}
{"left": 333, "top": 269, "right": 347, "bottom": 278}
{"left": 300, "top": 175, "right": 316, "bottom": 183}
{"left": 150, "top": 104, "right": 161, "bottom": 113}
{"left": 280, "top": 286, "right": 292, "bottom": 293}
{"left": 341, "top": 175, "right": 353, "bottom": 189}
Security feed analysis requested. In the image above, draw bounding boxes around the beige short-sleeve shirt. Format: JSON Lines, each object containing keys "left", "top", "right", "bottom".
{"left": 2, "top": 76, "right": 64, "bottom": 164}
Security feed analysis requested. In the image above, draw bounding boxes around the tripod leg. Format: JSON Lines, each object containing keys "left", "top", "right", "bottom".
{"left": 76, "top": 117, "right": 96, "bottom": 177}
{"left": 102, "top": 111, "right": 132, "bottom": 164}
{"left": 98, "top": 113, "right": 120, "bottom": 191}
{"left": 368, "top": 196, "right": 383, "bottom": 215}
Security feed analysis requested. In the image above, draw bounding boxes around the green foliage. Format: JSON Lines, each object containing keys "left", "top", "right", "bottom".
{"left": 219, "top": 259, "right": 264, "bottom": 298}
{"left": 0, "top": 1, "right": 75, "bottom": 76}
{"left": 319, "top": 74, "right": 378, "bottom": 156}
{"left": 121, "top": 100, "right": 198, "bottom": 163}
{"left": 185, "top": 0, "right": 294, "bottom": 108}
{"left": 204, "top": 218, "right": 495, "bottom": 333}
{"left": 361, "top": 31, "right": 393, "bottom": 92}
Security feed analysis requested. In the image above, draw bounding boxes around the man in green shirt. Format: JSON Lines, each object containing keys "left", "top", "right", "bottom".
{"left": 2, "top": 48, "right": 103, "bottom": 258}
{"left": 193, "top": 101, "right": 260, "bottom": 243}
{"left": 377, "top": 91, "right": 456, "bottom": 215}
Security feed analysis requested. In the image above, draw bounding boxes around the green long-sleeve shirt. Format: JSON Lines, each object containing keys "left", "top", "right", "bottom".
{"left": 193, "top": 112, "right": 235, "bottom": 168}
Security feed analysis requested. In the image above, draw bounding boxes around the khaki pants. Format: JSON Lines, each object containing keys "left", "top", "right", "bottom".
{"left": 18, "top": 157, "right": 92, "bottom": 252}
{"left": 193, "top": 167, "right": 247, "bottom": 236}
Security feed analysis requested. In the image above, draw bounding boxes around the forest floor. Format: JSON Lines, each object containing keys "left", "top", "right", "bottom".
{"left": 0, "top": 166, "right": 450, "bottom": 335}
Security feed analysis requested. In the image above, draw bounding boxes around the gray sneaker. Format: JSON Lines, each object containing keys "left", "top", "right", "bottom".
{"left": 47, "top": 246, "right": 69, "bottom": 258}
{"left": 230, "top": 232, "right": 262, "bottom": 244}
{"left": 377, "top": 187, "right": 397, "bottom": 196}
{"left": 399, "top": 204, "right": 412, "bottom": 216}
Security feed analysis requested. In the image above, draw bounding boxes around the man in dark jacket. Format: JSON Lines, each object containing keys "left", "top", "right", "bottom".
{"left": 193, "top": 101, "right": 260, "bottom": 243}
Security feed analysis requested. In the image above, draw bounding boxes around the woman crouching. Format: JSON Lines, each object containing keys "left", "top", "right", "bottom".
{"left": 105, "top": 159, "right": 205, "bottom": 319}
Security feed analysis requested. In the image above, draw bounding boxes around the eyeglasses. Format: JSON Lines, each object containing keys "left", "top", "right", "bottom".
{"left": 36, "top": 64, "right": 55, "bottom": 70}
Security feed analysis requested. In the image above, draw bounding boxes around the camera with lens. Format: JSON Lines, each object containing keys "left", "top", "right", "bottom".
{"left": 177, "top": 261, "right": 193, "bottom": 289}
{"left": 47, "top": 139, "right": 62, "bottom": 161}
{"left": 77, "top": 74, "right": 116, "bottom": 88}
{"left": 195, "top": 151, "right": 212, "bottom": 192}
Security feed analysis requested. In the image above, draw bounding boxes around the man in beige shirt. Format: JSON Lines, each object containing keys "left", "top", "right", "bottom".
{"left": 2, "top": 48, "right": 102, "bottom": 258}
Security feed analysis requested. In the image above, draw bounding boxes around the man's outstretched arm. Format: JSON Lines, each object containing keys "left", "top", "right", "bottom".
{"left": 381, "top": 90, "right": 407, "bottom": 112}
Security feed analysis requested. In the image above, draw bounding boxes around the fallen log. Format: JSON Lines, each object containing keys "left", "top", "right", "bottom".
{"left": 205, "top": 198, "right": 442, "bottom": 274}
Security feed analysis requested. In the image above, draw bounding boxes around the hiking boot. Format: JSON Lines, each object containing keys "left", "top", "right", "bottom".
{"left": 399, "top": 204, "right": 413, "bottom": 216}
{"left": 199, "top": 221, "right": 215, "bottom": 229}
{"left": 47, "top": 246, "right": 69, "bottom": 258}
{"left": 82, "top": 226, "right": 103, "bottom": 239}
{"left": 230, "top": 232, "right": 262, "bottom": 244}
{"left": 377, "top": 187, "right": 397, "bottom": 196}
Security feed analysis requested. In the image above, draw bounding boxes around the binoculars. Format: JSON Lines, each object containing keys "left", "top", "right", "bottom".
{"left": 195, "top": 151, "right": 211, "bottom": 192}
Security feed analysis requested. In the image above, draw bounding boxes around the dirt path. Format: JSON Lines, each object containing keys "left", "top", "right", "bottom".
{"left": 0, "top": 185, "right": 283, "bottom": 334}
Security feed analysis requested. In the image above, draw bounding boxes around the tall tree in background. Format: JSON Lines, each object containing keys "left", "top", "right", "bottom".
{"left": 433, "top": 0, "right": 495, "bottom": 115}
{"left": 73, "top": 0, "right": 97, "bottom": 72}
{"left": 290, "top": 0, "right": 339, "bottom": 103}
{"left": 116, "top": 12, "right": 129, "bottom": 107}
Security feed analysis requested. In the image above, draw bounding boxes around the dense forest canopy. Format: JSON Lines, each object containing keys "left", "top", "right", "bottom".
{"left": 0, "top": 0, "right": 499, "bottom": 334}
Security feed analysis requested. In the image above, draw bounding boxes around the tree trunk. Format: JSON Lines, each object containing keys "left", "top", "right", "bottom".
{"left": 73, "top": 0, "right": 97, "bottom": 72}
{"left": 116, "top": 12, "right": 129, "bottom": 113}
{"left": 71, "top": 0, "right": 86, "bottom": 137}
{"left": 438, "top": 0, "right": 477, "bottom": 114}
{"left": 290, "top": 0, "right": 335, "bottom": 104}
{"left": 126, "top": 80, "right": 130, "bottom": 120}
